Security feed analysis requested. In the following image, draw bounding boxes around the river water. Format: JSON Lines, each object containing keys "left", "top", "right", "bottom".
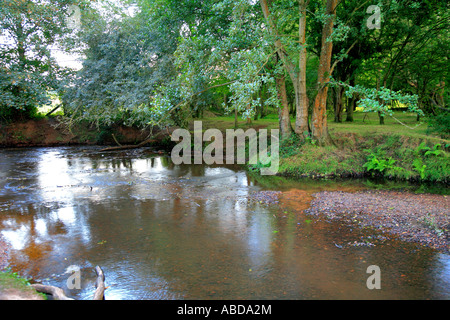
{"left": 0, "top": 147, "right": 448, "bottom": 300}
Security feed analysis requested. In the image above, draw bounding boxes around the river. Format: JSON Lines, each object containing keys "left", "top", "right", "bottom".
{"left": 0, "top": 147, "right": 448, "bottom": 299}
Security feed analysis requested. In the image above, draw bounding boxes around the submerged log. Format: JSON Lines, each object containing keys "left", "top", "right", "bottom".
{"left": 30, "top": 284, "right": 74, "bottom": 300}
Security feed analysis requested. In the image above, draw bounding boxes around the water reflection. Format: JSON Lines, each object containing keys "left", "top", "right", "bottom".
{"left": 0, "top": 147, "right": 449, "bottom": 300}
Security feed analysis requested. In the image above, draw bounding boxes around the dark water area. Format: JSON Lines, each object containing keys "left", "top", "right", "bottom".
{"left": 0, "top": 147, "right": 448, "bottom": 300}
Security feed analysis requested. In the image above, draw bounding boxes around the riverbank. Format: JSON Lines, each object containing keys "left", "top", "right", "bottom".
{"left": 251, "top": 188, "right": 449, "bottom": 254}
{"left": 276, "top": 129, "right": 450, "bottom": 184}
{"left": 197, "top": 114, "right": 450, "bottom": 184}
{"left": 305, "top": 190, "right": 449, "bottom": 253}
{"left": 0, "top": 117, "right": 162, "bottom": 148}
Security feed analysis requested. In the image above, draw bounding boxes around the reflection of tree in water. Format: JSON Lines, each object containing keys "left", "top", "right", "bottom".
{"left": 0, "top": 203, "right": 92, "bottom": 278}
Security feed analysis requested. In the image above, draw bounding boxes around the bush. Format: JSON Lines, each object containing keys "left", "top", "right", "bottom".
{"left": 428, "top": 111, "right": 450, "bottom": 139}
{"left": 0, "top": 104, "right": 38, "bottom": 123}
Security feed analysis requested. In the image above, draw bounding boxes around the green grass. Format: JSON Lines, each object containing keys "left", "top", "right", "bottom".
{"left": 328, "top": 111, "right": 443, "bottom": 143}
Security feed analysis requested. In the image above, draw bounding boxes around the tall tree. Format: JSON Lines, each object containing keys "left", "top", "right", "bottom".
{"left": 260, "top": 0, "right": 309, "bottom": 137}
{"left": 63, "top": 0, "right": 182, "bottom": 127}
{"left": 0, "top": 0, "right": 78, "bottom": 122}
{"left": 310, "top": 0, "right": 337, "bottom": 145}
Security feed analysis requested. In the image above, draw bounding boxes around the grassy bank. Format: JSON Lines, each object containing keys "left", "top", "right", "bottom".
{"left": 198, "top": 111, "right": 450, "bottom": 184}
{"left": 0, "top": 270, "right": 46, "bottom": 300}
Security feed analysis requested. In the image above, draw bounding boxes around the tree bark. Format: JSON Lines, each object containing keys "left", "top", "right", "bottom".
{"left": 294, "top": 0, "right": 309, "bottom": 136}
{"left": 93, "top": 266, "right": 106, "bottom": 300}
{"left": 378, "top": 111, "right": 385, "bottom": 125}
{"left": 346, "top": 96, "right": 355, "bottom": 122}
{"left": 310, "top": 0, "right": 337, "bottom": 145}
{"left": 275, "top": 73, "right": 293, "bottom": 139}
{"left": 260, "top": 0, "right": 308, "bottom": 138}
{"left": 334, "top": 85, "right": 344, "bottom": 122}
{"left": 31, "top": 284, "right": 75, "bottom": 300}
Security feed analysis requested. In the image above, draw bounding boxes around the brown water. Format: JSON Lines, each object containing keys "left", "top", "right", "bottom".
{"left": 0, "top": 147, "right": 448, "bottom": 300}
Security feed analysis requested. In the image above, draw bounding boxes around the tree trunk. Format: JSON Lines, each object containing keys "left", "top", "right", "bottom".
{"left": 346, "top": 96, "right": 355, "bottom": 122}
{"left": 311, "top": 0, "right": 337, "bottom": 145}
{"left": 259, "top": 88, "right": 266, "bottom": 118}
{"left": 346, "top": 78, "right": 356, "bottom": 122}
{"left": 334, "top": 85, "right": 344, "bottom": 122}
{"left": 31, "top": 284, "right": 74, "bottom": 300}
{"left": 260, "top": 0, "right": 308, "bottom": 139}
{"left": 276, "top": 73, "right": 293, "bottom": 139}
{"left": 378, "top": 111, "right": 385, "bottom": 125}
{"left": 294, "top": 0, "right": 309, "bottom": 137}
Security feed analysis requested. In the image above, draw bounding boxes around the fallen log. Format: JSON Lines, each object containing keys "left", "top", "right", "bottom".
{"left": 30, "top": 284, "right": 74, "bottom": 300}
{"left": 100, "top": 127, "right": 175, "bottom": 152}
{"left": 45, "top": 104, "right": 62, "bottom": 117}
{"left": 93, "top": 266, "right": 105, "bottom": 300}
{"left": 31, "top": 266, "right": 106, "bottom": 300}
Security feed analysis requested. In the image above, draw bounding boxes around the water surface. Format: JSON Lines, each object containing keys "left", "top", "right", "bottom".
{"left": 0, "top": 147, "right": 448, "bottom": 300}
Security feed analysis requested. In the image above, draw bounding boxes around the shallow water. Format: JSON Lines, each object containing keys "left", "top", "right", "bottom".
{"left": 0, "top": 147, "right": 448, "bottom": 300}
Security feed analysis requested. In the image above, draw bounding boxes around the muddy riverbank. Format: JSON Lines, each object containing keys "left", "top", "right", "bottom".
{"left": 0, "top": 118, "right": 167, "bottom": 148}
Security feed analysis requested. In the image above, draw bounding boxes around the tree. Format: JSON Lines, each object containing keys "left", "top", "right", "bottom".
{"left": 346, "top": 0, "right": 449, "bottom": 125}
{"left": 260, "top": 0, "right": 309, "bottom": 138}
{"left": 309, "top": 0, "right": 337, "bottom": 145}
{"left": 62, "top": 0, "right": 182, "bottom": 127}
{"left": 0, "top": 0, "right": 78, "bottom": 122}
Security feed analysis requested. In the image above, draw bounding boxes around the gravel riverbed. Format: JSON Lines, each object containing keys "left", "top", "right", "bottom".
{"left": 304, "top": 190, "right": 449, "bottom": 253}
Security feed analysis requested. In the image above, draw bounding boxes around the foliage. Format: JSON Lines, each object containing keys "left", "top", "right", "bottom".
{"left": 280, "top": 133, "right": 302, "bottom": 158}
{"left": 412, "top": 158, "right": 427, "bottom": 180}
{"left": 363, "top": 153, "right": 401, "bottom": 176}
{"left": 336, "top": 81, "right": 423, "bottom": 119}
{"left": 62, "top": 1, "right": 180, "bottom": 127}
{"left": 427, "top": 111, "right": 450, "bottom": 139}
{"left": 0, "top": 0, "right": 80, "bottom": 122}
